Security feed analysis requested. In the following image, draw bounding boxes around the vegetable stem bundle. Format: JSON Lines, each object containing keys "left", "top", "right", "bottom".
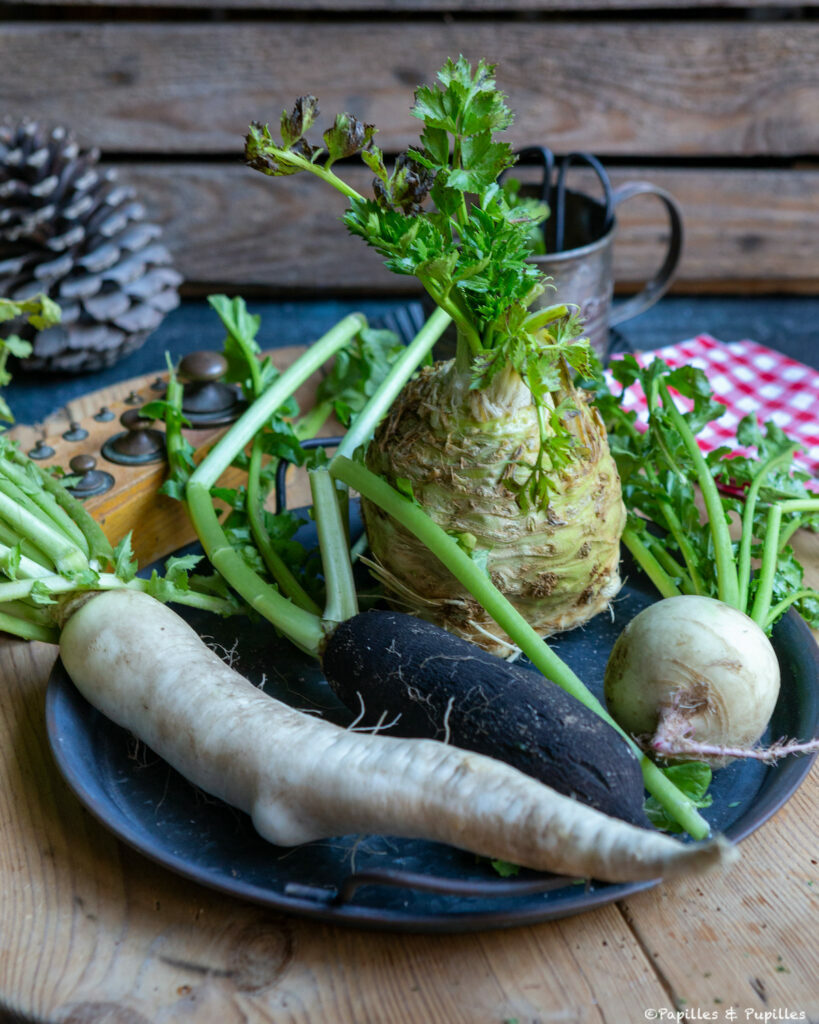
{"left": 599, "top": 355, "right": 819, "bottom": 765}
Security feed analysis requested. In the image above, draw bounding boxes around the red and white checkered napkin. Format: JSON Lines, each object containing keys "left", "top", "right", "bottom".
{"left": 606, "top": 333, "right": 819, "bottom": 484}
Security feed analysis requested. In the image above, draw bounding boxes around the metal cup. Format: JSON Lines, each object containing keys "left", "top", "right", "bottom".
{"left": 528, "top": 183, "right": 683, "bottom": 360}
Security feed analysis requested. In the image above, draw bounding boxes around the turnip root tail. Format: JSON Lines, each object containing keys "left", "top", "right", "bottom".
{"left": 650, "top": 712, "right": 819, "bottom": 765}
{"left": 61, "top": 591, "right": 738, "bottom": 885}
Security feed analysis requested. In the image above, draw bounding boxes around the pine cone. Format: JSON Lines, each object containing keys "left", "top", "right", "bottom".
{"left": 0, "top": 119, "right": 182, "bottom": 373}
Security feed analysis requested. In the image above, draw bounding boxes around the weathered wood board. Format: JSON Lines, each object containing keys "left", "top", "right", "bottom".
{"left": 3, "top": 21, "right": 817, "bottom": 157}
{"left": 113, "top": 162, "right": 819, "bottom": 294}
{"left": 11, "top": 0, "right": 819, "bottom": 8}
{"left": 3, "top": 17, "right": 816, "bottom": 295}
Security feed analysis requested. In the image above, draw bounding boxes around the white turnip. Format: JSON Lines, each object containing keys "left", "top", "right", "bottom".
{"left": 600, "top": 357, "right": 819, "bottom": 767}
{"left": 604, "top": 595, "right": 781, "bottom": 766}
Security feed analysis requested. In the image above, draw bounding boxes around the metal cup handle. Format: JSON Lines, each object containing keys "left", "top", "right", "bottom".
{"left": 609, "top": 182, "right": 683, "bottom": 327}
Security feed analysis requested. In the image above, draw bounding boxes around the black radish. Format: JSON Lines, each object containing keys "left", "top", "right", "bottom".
{"left": 322, "top": 610, "right": 650, "bottom": 827}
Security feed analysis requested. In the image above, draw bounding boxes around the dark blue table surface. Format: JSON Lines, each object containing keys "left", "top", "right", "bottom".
{"left": 6, "top": 294, "right": 818, "bottom": 427}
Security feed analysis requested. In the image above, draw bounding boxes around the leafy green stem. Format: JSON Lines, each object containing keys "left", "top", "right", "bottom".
{"left": 122, "top": 575, "right": 238, "bottom": 615}
{"left": 335, "top": 306, "right": 451, "bottom": 461}
{"left": 0, "top": 608, "right": 59, "bottom": 643}
{"left": 186, "top": 480, "right": 325, "bottom": 657}
{"left": 522, "top": 303, "right": 570, "bottom": 334}
{"left": 246, "top": 437, "right": 322, "bottom": 615}
{"left": 190, "top": 313, "right": 365, "bottom": 492}
{"left": 0, "top": 488, "right": 88, "bottom": 575}
{"left": 657, "top": 379, "right": 739, "bottom": 608}
{"left": 415, "top": 275, "right": 482, "bottom": 358}
{"left": 309, "top": 467, "right": 358, "bottom": 625}
{"left": 654, "top": 496, "right": 708, "bottom": 596}
{"left": 3, "top": 444, "right": 114, "bottom": 566}
{"left": 642, "top": 531, "right": 695, "bottom": 595}
{"left": 736, "top": 445, "right": 799, "bottom": 613}
{"left": 0, "top": 463, "right": 89, "bottom": 558}
{"left": 750, "top": 498, "right": 819, "bottom": 629}
{"left": 621, "top": 526, "right": 683, "bottom": 600}
{"left": 765, "top": 589, "right": 819, "bottom": 629}
{"left": 294, "top": 401, "right": 335, "bottom": 441}
{"left": 256, "top": 144, "right": 365, "bottom": 203}
{"left": 329, "top": 454, "right": 710, "bottom": 840}
{"left": 778, "top": 515, "right": 809, "bottom": 553}
{"left": 162, "top": 370, "right": 193, "bottom": 484}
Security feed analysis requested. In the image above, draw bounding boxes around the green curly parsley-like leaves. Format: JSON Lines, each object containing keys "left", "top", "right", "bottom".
{"left": 245, "top": 57, "right": 596, "bottom": 512}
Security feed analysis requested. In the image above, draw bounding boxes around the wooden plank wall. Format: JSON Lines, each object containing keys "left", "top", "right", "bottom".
{"left": 1, "top": 1, "right": 817, "bottom": 297}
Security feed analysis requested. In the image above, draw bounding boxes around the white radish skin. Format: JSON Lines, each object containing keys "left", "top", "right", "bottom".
{"left": 60, "top": 590, "right": 736, "bottom": 884}
{"left": 604, "top": 595, "right": 781, "bottom": 765}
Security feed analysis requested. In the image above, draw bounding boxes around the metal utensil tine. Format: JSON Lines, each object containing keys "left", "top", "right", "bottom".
{"left": 373, "top": 300, "right": 427, "bottom": 347}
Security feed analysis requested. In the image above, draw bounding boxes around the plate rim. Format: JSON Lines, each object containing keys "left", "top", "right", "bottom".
{"left": 44, "top": 605, "right": 818, "bottom": 933}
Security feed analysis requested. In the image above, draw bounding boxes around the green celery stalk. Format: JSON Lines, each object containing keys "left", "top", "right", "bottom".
{"left": 190, "top": 313, "right": 366, "bottom": 492}
{"left": 310, "top": 467, "right": 358, "bottom": 625}
{"left": 621, "top": 526, "right": 683, "bottom": 600}
{"left": 335, "top": 307, "right": 451, "bottom": 461}
{"left": 736, "top": 445, "right": 799, "bottom": 615}
{"left": 329, "top": 454, "right": 711, "bottom": 840}
{"left": 750, "top": 498, "right": 819, "bottom": 628}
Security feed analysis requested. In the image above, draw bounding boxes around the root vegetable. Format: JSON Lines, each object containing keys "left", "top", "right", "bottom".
{"left": 60, "top": 588, "right": 734, "bottom": 884}
{"left": 599, "top": 356, "right": 819, "bottom": 767}
{"left": 323, "top": 609, "right": 650, "bottom": 827}
{"left": 362, "top": 359, "right": 625, "bottom": 653}
{"left": 164, "top": 313, "right": 711, "bottom": 839}
{"left": 604, "top": 596, "right": 781, "bottom": 766}
{"left": 244, "top": 59, "right": 628, "bottom": 654}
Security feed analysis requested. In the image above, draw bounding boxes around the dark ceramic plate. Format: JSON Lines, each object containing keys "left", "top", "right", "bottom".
{"left": 45, "top": 555, "right": 819, "bottom": 933}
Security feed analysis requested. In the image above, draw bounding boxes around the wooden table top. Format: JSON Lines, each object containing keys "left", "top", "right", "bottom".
{"left": 1, "top": 356, "right": 817, "bottom": 1024}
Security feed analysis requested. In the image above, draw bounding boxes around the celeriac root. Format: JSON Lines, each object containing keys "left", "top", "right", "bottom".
{"left": 60, "top": 590, "right": 738, "bottom": 884}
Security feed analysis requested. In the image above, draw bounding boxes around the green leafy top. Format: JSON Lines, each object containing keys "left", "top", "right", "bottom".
{"left": 0, "top": 295, "right": 61, "bottom": 423}
{"left": 645, "top": 762, "right": 713, "bottom": 833}
{"left": 596, "top": 354, "right": 819, "bottom": 631}
{"left": 500, "top": 176, "right": 549, "bottom": 255}
{"left": 244, "top": 56, "right": 589, "bottom": 387}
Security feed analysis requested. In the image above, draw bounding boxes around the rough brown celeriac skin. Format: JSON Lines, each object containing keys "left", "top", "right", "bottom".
{"left": 362, "top": 359, "right": 626, "bottom": 653}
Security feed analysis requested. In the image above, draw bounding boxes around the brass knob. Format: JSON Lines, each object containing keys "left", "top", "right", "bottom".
{"left": 178, "top": 349, "right": 244, "bottom": 424}
{"left": 101, "top": 409, "right": 166, "bottom": 465}
{"left": 179, "top": 350, "right": 228, "bottom": 383}
{"left": 67, "top": 454, "right": 114, "bottom": 498}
